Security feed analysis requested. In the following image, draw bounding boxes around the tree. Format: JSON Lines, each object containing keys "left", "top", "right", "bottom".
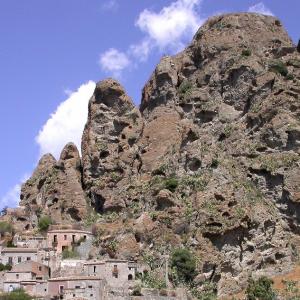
{"left": 246, "top": 276, "right": 277, "bottom": 300}
{"left": 0, "top": 221, "right": 13, "bottom": 236}
{"left": 0, "top": 289, "right": 32, "bottom": 300}
{"left": 0, "top": 263, "right": 12, "bottom": 271}
{"left": 38, "top": 216, "right": 52, "bottom": 231}
{"left": 171, "top": 248, "right": 197, "bottom": 283}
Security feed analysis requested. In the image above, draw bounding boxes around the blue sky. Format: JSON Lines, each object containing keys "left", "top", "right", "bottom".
{"left": 0, "top": 0, "right": 299, "bottom": 209}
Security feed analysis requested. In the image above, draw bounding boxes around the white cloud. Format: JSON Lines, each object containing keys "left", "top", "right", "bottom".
{"left": 248, "top": 2, "right": 274, "bottom": 16}
{"left": 129, "top": 39, "right": 153, "bottom": 62}
{"left": 136, "top": 0, "right": 203, "bottom": 52}
{"left": 99, "top": 48, "right": 131, "bottom": 77}
{"left": 36, "top": 81, "right": 96, "bottom": 159}
{"left": 99, "top": 0, "right": 204, "bottom": 75}
{"left": 101, "top": 0, "right": 119, "bottom": 12}
{"left": 0, "top": 174, "right": 30, "bottom": 209}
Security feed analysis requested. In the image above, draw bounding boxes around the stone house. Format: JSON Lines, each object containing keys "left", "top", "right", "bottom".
{"left": 56, "top": 259, "right": 85, "bottom": 277}
{"left": 47, "top": 229, "right": 93, "bottom": 254}
{"left": 48, "top": 276, "right": 105, "bottom": 300}
{"left": 0, "top": 247, "right": 38, "bottom": 265}
{"left": 84, "top": 259, "right": 136, "bottom": 288}
{"left": 3, "top": 271, "right": 33, "bottom": 292}
{"left": 37, "top": 247, "right": 58, "bottom": 273}
{"left": 3, "top": 261, "right": 50, "bottom": 296}
{"left": 12, "top": 261, "right": 50, "bottom": 280}
{"left": 14, "top": 234, "right": 47, "bottom": 249}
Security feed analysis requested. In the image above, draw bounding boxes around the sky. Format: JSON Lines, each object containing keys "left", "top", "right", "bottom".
{"left": 0, "top": 0, "right": 299, "bottom": 209}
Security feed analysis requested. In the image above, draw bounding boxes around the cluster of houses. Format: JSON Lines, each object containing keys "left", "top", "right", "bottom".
{"left": 0, "top": 225, "right": 138, "bottom": 299}
{"left": 0, "top": 225, "right": 187, "bottom": 300}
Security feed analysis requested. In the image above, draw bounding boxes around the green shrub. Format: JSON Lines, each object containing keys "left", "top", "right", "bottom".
{"left": 0, "top": 221, "right": 13, "bottom": 235}
{"left": 269, "top": 60, "right": 288, "bottom": 77}
{"left": 141, "top": 271, "right": 166, "bottom": 289}
{"left": 7, "top": 240, "right": 16, "bottom": 248}
{"left": 0, "top": 263, "right": 12, "bottom": 271}
{"left": 171, "top": 248, "right": 197, "bottom": 282}
{"left": 211, "top": 158, "right": 219, "bottom": 169}
{"left": 62, "top": 249, "right": 78, "bottom": 260}
{"left": 242, "top": 49, "right": 252, "bottom": 57}
{"left": 286, "top": 73, "right": 294, "bottom": 80}
{"left": 38, "top": 216, "right": 52, "bottom": 231}
{"left": 246, "top": 276, "right": 276, "bottom": 300}
{"left": 164, "top": 177, "right": 179, "bottom": 193}
{"left": 190, "top": 282, "right": 217, "bottom": 300}
{"left": 0, "top": 288, "right": 32, "bottom": 300}
{"left": 178, "top": 80, "right": 193, "bottom": 97}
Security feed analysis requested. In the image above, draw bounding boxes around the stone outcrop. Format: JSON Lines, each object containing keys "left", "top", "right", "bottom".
{"left": 81, "top": 78, "right": 143, "bottom": 213}
{"left": 9, "top": 13, "right": 300, "bottom": 298}
{"left": 20, "top": 143, "right": 87, "bottom": 225}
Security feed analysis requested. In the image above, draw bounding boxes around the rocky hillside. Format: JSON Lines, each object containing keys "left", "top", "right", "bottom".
{"left": 14, "top": 13, "right": 300, "bottom": 297}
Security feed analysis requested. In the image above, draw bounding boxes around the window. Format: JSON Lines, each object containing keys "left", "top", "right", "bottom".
{"left": 83, "top": 235, "right": 87, "bottom": 240}
{"left": 18, "top": 257, "right": 21, "bottom": 263}
{"left": 54, "top": 235, "right": 57, "bottom": 242}
{"left": 75, "top": 286, "right": 80, "bottom": 289}
{"left": 59, "top": 285, "right": 64, "bottom": 294}
{"left": 112, "top": 265, "right": 118, "bottom": 278}
{"left": 8, "top": 257, "right": 13, "bottom": 265}
{"left": 128, "top": 274, "right": 133, "bottom": 281}
{"left": 88, "top": 285, "right": 92, "bottom": 288}
{"left": 72, "top": 235, "right": 75, "bottom": 243}
{"left": 16, "top": 274, "right": 19, "bottom": 279}
{"left": 93, "top": 266, "right": 96, "bottom": 273}
{"left": 64, "top": 235, "right": 67, "bottom": 240}
{"left": 39, "top": 266, "right": 42, "bottom": 271}
{"left": 90, "top": 294, "right": 93, "bottom": 297}
{"left": 27, "top": 257, "right": 31, "bottom": 261}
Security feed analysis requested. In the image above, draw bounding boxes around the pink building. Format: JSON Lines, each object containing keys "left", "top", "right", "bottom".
{"left": 47, "top": 229, "right": 93, "bottom": 253}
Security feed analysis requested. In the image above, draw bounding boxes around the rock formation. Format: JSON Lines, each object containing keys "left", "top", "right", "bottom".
{"left": 20, "top": 143, "right": 88, "bottom": 225}
{"left": 12, "top": 13, "right": 300, "bottom": 297}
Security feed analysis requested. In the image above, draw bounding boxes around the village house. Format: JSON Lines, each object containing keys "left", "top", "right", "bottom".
{"left": 48, "top": 276, "right": 105, "bottom": 300}
{"left": 47, "top": 228, "right": 93, "bottom": 254}
{"left": 3, "top": 270, "right": 34, "bottom": 292}
{"left": 84, "top": 259, "right": 136, "bottom": 288}
{"left": 3, "top": 261, "right": 50, "bottom": 297}
{"left": 14, "top": 233, "right": 47, "bottom": 249}
{"left": 0, "top": 247, "right": 38, "bottom": 265}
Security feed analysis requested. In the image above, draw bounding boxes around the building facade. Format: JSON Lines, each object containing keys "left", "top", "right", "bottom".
{"left": 84, "top": 259, "right": 136, "bottom": 288}
{"left": 48, "top": 276, "right": 105, "bottom": 300}
{"left": 0, "top": 248, "right": 38, "bottom": 265}
{"left": 47, "top": 229, "right": 93, "bottom": 254}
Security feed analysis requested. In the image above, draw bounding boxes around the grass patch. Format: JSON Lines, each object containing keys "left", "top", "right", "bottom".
{"left": 242, "top": 49, "right": 252, "bottom": 57}
{"left": 269, "top": 60, "right": 288, "bottom": 77}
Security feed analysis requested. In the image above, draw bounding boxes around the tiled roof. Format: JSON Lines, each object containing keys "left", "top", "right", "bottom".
{"left": 48, "top": 276, "right": 102, "bottom": 282}
{"left": 47, "top": 229, "right": 93, "bottom": 234}
{"left": 1, "top": 248, "right": 38, "bottom": 253}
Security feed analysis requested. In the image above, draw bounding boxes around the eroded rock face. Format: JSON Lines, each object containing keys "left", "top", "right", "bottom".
{"left": 20, "top": 143, "right": 87, "bottom": 225}
{"left": 10, "top": 13, "right": 300, "bottom": 298}
{"left": 81, "top": 78, "right": 143, "bottom": 213}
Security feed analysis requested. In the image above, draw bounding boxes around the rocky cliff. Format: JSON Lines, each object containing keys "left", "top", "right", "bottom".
{"left": 15, "top": 13, "right": 300, "bottom": 297}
